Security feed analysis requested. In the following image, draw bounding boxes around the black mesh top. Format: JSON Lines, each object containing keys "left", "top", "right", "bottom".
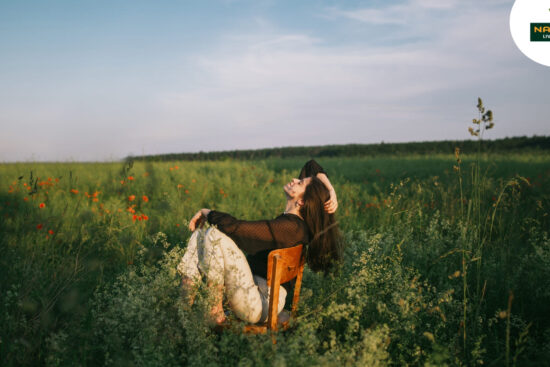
{"left": 206, "top": 159, "right": 327, "bottom": 279}
{"left": 207, "top": 211, "right": 309, "bottom": 278}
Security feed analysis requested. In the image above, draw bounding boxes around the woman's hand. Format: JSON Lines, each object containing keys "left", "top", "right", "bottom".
{"left": 316, "top": 173, "right": 338, "bottom": 214}
{"left": 324, "top": 189, "right": 338, "bottom": 214}
{"left": 189, "top": 208, "right": 211, "bottom": 231}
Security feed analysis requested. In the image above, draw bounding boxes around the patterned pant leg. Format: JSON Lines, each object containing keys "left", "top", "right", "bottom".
{"left": 199, "top": 228, "right": 263, "bottom": 323}
{"left": 177, "top": 230, "right": 202, "bottom": 281}
{"left": 177, "top": 228, "right": 286, "bottom": 324}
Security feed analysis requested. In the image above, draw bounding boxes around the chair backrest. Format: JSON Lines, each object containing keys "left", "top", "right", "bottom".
{"left": 267, "top": 245, "right": 304, "bottom": 284}
{"left": 266, "top": 244, "right": 305, "bottom": 330}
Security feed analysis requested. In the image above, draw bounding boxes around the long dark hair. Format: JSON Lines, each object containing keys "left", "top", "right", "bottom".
{"left": 299, "top": 177, "right": 342, "bottom": 273}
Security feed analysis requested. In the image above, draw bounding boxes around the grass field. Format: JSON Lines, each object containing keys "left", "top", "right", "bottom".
{"left": 1, "top": 153, "right": 549, "bottom": 365}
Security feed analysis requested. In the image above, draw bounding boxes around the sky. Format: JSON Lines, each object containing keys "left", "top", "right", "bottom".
{"left": 1, "top": 0, "right": 549, "bottom": 162}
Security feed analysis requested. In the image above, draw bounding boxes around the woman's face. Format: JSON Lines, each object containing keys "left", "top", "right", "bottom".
{"left": 284, "top": 177, "right": 312, "bottom": 199}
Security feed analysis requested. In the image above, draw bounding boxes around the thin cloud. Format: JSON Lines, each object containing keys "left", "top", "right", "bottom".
{"left": 324, "top": 0, "right": 497, "bottom": 30}
{"left": 413, "top": 0, "right": 459, "bottom": 9}
{"left": 329, "top": 6, "right": 409, "bottom": 25}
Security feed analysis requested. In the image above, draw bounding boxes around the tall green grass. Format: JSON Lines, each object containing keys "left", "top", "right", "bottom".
{"left": 1, "top": 153, "right": 549, "bottom": 365}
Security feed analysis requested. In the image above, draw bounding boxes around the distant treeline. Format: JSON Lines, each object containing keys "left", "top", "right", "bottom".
{"left": 132, "top": 136, "right": 550, "bottom": 161}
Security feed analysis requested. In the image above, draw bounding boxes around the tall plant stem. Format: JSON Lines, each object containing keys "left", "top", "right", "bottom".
{"left": 506, "top": 291, "right": 514, "bottom": 367}
{"left": 462, "top": 247, "right": 468, "bottom": 357}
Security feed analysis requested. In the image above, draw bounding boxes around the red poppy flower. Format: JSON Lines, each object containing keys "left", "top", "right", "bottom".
{"left": 142, "top": 195, "right": 149, "bottom": 202}
{"left": 39, "top": 203, "right": 45, "bottom": 209}
{"left": 128, "top": 195, "right": 136, "bottom": 201}
{"left": 37, "top": 224, "right": 43, "bottom": 230}
{"left": 48, "top": 230, "right": 54, "bottom": 235}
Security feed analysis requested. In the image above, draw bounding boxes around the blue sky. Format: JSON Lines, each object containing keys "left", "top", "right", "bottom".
{"left": 1, "top": 0, "right": 548, "bottom": 161}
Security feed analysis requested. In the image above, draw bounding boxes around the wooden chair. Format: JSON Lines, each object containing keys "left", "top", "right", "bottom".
{"left": 243, "top": 244, "right": 305, "bottom": 335}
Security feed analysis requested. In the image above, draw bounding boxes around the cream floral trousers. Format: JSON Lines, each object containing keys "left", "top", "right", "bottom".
{"left": 177, "top": 227, "right": 286, "bottom": 324}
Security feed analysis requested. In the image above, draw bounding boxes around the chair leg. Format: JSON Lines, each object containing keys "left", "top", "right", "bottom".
{"left": 267, "top": 255, "right": 282, "bottom": 331}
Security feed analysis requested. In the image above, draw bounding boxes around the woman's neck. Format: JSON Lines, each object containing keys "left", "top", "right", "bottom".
{"left": 284, "top": 200, "right": 302, "bottom": 218}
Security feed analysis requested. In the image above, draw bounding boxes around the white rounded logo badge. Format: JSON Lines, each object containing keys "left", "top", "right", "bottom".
{"left": 510, "top": 0, "right": 550, "bottom": 67}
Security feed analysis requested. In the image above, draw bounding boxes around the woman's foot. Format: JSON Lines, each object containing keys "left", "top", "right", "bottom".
{"left": 208, "top": 283, "right": 227, "bottom": 326}
{"left": 209, "top": 294, "right": 226, "bottom": 325}
{"left": 210, "top": 310, "right": 227, "bottom": 325}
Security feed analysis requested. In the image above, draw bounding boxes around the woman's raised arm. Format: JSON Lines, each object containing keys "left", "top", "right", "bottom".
{"left": 299, "top": 160, "right": 338, "bottom": 214}
{"left": 317, "top": 173, "right": 338, "bottom": 214}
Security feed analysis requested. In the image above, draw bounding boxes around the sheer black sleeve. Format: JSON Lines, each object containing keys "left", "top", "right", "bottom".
{"left": 207, "top": 210, "right": 308, "bottom": 255}
{"left": 299, "top": 159, "right": 327, "bottom": 179}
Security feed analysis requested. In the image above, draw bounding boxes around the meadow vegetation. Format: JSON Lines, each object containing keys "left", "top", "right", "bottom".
{"left": 1, "top": 151, "right": 549, "bottom": 365}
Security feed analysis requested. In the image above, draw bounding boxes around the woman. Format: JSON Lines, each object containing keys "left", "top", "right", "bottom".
{"left": 177, "top": 160, "right": 341, "bottom": 325}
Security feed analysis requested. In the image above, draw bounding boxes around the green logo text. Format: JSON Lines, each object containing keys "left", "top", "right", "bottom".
{"left": 531, "top": 23, "right": 550, "bottom": 41}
